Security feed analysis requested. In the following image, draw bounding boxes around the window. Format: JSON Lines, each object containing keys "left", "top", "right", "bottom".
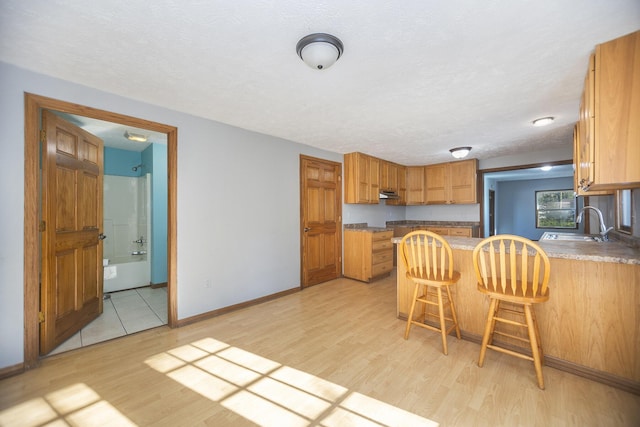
{"left": 617, "top": 189, "right": 632, "bottom": 233}
{"left": 535, "top": 190, "right": 577, "bottom": 229}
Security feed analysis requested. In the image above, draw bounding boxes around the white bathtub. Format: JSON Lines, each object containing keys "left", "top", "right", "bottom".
{"left": 103, "top": 256, "right": 150, "bottom": 293}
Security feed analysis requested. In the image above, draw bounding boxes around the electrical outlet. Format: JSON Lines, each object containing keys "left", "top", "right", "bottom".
{"left": 204, "top": 279, "right": 212, "bottom": 288}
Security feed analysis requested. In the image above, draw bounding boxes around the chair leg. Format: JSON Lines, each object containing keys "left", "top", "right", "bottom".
{"left": 404, "top": 282, "right": 421, "bottom": 340}
{"left": 445, "top": 286, "right": 461, "bottom": 339}
{"left": 525, "top": 304, "right": 545, "bottom": 389}
{"left": 478, "top": 298, "right": 497, "bottom": 367}
{"left": 436, "top": 288, "right": 448, "bottom": 355}
{"left": 530, "top": 306, "right": 544, "bottom": 365}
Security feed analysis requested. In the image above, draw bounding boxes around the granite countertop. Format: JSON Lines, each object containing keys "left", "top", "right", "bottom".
{"left": 345, "top": 227, "right": 392, "bottom": 232}
{"left": 386, "top": 220, "right": 480, "bottom": 228}
{"left": 390, "top": 236, "right": 640, "bottom": 265}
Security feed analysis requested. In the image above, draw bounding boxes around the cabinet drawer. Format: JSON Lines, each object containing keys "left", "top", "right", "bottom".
{"left": 427, "top": 227, "right": 449, "bottom": 236}
{"left": 372, "top": 239, "right": 393, "bottom": 251}
{"left": 449, "top": 228, "right": 472, "bottom": 237}
{"left": 372, "top": 231, "right": 393, "bottom": 241}
{"left": 372, "top": 261, "right": 393, "bottom": 277}
{"left": 372, "top": 251, "right": 393, "bottom": 265}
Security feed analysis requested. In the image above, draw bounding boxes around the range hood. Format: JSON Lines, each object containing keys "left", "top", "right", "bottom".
{"left": 379, "top": 190, "right": 400, "bottom": 199}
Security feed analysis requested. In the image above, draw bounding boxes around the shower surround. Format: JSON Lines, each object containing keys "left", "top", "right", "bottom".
{"left": 103, "top": 174, "right": 151, "bottom": 293}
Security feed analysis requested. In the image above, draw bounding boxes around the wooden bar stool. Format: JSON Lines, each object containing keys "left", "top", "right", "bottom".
{"left": 472, "top": 235, "right": 551, "bottom": 389}
{"left": 399, "top": 231, "right": 461, "bottom": 355}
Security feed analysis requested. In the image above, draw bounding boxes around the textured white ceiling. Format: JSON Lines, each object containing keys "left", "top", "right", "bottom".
{"left": 2, "top": 1, "right": 639, "bottom": 165}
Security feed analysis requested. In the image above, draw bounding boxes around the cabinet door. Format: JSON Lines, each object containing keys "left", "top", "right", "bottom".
{"left": 593, "top": 30, "right": 640, "bottom": 188}
{"left": 575, "top": 120, "right": 612, "bottom": 195}
{"left": 387, "top": 165, "right": 407, "bottom": 206}
{"left": 578, "top": 54, "right": 595, "bottom": 190}
{"left": 369, "top": 156, "right": 380, "bottom": 203}
{"left": 406, "top": 166, "right": 426, "bottom": 205}
{"left": 380, "top": 160, "right": 397, "bottom": 191}
{"left": 425, "top": 164, "right": 448, "bottom": 204}
{"left": 449, "top": 159, "right": 477, "bottom": 204}
{"left": 344, "top": 152, "right": 379, "bottom": 204}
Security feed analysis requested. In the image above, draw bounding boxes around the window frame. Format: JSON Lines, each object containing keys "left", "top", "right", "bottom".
{"left": 535, "top": 189, "right": 577, "bottom": 229}
{"left": 616, "top": 189, "right": 632, "bottom": 234}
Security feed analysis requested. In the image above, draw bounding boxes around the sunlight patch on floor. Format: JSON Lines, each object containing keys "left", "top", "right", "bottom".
{"left": 0, "top": 383, "right": 137, "bottom": 427}
{"left": 144, "top": 337, "right": 439, "bottom": 427}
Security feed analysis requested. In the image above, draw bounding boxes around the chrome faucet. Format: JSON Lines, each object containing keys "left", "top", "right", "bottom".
{"left": 576, "top": 206, "right": 613, "bottom": 241}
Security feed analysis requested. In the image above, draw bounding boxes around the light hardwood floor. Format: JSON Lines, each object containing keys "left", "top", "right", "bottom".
{"left": 1, "top": 274, "right": 639, "bottom": 426}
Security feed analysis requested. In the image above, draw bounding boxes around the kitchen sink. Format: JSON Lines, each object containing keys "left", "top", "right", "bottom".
{"left": 540, "top": 232, "right": 603, "bottom": 242}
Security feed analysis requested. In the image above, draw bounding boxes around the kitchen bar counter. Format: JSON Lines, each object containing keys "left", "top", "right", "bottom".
{"left": 394, "top": 235, "right": 640, "bottom": 393}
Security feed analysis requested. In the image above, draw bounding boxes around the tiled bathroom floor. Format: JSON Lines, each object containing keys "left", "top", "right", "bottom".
{"left": 49, "top": 286, "right": 168, "bottom": 356}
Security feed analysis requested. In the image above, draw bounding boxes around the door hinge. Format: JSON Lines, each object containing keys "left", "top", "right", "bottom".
{"left": 39, "top": 311, "right": 45, "bottom": 323}
{"left": 40, "top": 129, "right": 46, "bottom": 143}
{"left": 39, "top": 220, "right": 46, "bottom": 232}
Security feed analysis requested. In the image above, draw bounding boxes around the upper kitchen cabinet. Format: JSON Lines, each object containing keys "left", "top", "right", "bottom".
{"left": 380, "top": 160, "right": 399, "bottom": 193}
{"left": 577, "top": 30, "right": 640, "bottom": 191}
{"left": 344, "top": 152, "right": 380, "bottom": 204}
{"left": 406, "top": 166, "right": 426, "bottom": 205}
{"left": 425, "top": 159, "right": 478, "bottom": 204}
{"left": 387, "top": 164, "right": 407, "bottom": 206}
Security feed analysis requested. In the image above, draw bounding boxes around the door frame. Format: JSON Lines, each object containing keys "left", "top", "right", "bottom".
{"left": 477, "top": 159, "right": 573, "bottom": 237}
{"left": 24, "top": 93, "right": 178, "bottom": 368}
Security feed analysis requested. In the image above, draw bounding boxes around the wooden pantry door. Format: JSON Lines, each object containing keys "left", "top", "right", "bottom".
{"left": 300, "top": 155, "right": 342, "bottom": 288}
{"left": 40, "top": 110, "right": 104, "bottom": 354}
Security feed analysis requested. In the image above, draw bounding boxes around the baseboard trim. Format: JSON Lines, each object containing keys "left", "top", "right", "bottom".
{"left": 150, "top": 282, "right": 168, "bottom": 289}
{"left": 0, "top": 362, "right": 25, "bottom": 380}
{"left": 176, "top": 287, "right": 300, "bottom": 328}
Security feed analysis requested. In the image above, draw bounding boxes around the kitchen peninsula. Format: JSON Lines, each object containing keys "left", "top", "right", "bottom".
{"left": 393, "top": 235, "right": 640, "bottom": 394}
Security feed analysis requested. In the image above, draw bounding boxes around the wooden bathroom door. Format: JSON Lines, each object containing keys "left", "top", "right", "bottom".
{"left": 40, "top": 110, "right": 104, "bottom": 355}
{"left": 300, "top": 155, "right": 342, "bottom": 288}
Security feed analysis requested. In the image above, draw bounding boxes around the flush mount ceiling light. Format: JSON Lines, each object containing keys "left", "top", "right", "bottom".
{"left": 296, "top": 33, "right": 344, "bottom": 70}
{"left": 540, "top": 165, "right": 553, "bottom": 171}
{"left": 532, "top": 116, "right": 554, "bottom": 127}
{"left": 449, "top": 147, "right": 472, "bottom": 159}
{"left": 124, "top": 131, "right": 148, "bottom": 142}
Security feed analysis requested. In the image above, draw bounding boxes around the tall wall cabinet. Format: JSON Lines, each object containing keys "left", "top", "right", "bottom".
{"left": 574, "top": 30, "right": 640, "bottom": 192}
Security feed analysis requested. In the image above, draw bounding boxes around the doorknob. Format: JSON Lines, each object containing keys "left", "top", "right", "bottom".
{"left": 98, "top": 233, "right": 107, "bottom": 240}
{"left": 304, "top": 227, "right": 311, "bottom": 232}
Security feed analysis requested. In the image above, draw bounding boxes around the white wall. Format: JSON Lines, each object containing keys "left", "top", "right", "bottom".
{"left": 0, "top": 61, "right": 343, "bottom": 369}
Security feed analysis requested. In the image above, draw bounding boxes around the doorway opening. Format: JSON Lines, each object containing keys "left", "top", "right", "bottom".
{"left": 48, "top": 111, "right": 170, "bottom": 355}
{"left": 24, "top": 93, "right": 178, "bottom": 368}
{"left": 479, "top": 160, "right": 574, "bottom": 239}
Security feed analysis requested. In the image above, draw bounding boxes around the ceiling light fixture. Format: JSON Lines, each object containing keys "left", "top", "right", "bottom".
{"left": 124, "top": 131, "right": 148, "bottom": 142}
{"left": 296, "top": 33, "right": 344, "bottom": 70}
{"left": 540, "top": 165, "right": 553, "bottom": 171}
{"left": 449, "top": 147, "right": 472, "bottom": 159}
{"left": 532, "top": 116, "right": 554, "bottom": 127}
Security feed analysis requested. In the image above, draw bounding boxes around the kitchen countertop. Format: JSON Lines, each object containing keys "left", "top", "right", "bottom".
{"left": 391, "top": 235, "right": 640, "bottom": 265}
{"left": 344, "top": 223, "right": 392, "bottom": 232}
{"left": 345, "top": 227, "right": 391, "bottom": 232}
{"left": 386, "top": 220, "right": 479, "bottom": 228}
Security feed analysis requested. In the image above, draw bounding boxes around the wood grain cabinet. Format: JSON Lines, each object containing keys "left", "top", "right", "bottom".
{"left": 576, "top": 30, "right": 640, "bottom": 191}
{"left": 387, "top": 164, "right": 407, "bottom": 206}
{"left": 425, "top": 159, "right": 478, "bottom": 204}
{"left": 344, "top": 229, "right": 394, "bottom": 282}
{"left": 344, "top": 153, "right": 477, "bottom": 205}
{"left": 406, "top": 166, "right": 426, "bottom": 205}
{"left": 380, "top": 160, "right": 398, "bottom": 193}
{"left": 425, "top": 227, "right": 473, "bottom": 237}
{"left": 344, "top": 152, "right": 380, "bottom": 204}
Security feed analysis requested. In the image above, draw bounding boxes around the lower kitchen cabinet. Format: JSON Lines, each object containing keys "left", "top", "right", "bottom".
{"left": 344, "top": 229, "right": 394, "bottom": 282}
